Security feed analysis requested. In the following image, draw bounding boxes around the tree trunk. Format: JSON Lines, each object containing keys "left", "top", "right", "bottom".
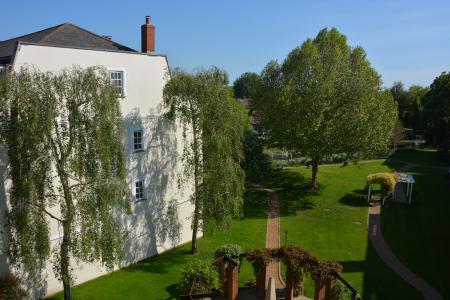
{"left": 191, "top": 204, "right": 200, "bottom": 254}
{"left": 311, "top": 157, "right": 320, "bottom": 190}
{"left": 190, "top": 124, "right": 201, "bottom": 255}
{"left": 61, "top": 222, "right": 72, "bottom": 300}
{"left": 58, "top": 166, "right": 74, "bottom": 300}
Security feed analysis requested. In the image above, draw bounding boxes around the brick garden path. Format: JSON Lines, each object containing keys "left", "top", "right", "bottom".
{"left": 368, "top": 164, "right": 444, "bottom": 300}
{"left": 263, "top": 188, "right": 285, "bottom": 289}
{"left": 261, "top": 187, "right": 312, "bottom": 300}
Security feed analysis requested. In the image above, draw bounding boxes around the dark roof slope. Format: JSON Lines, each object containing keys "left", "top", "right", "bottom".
{"left": 0, "top": 23, "right": 136, "bottom": 64}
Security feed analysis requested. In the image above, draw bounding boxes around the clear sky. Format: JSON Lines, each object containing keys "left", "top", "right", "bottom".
{"left": 1, "top": 0, "right": 450, "bottom": 88}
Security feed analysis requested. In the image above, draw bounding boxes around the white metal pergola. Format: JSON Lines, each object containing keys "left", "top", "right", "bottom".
{"left": 396, "top": 173, "right": 415, "bottom": 204}
{"left": 367, "top": 173, "right": 415, "bottom": 205}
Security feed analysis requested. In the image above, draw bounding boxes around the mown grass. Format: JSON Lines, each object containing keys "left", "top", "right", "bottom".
{"left": 47, "top": 149, "right": 448, "bottom": 300}
{"left": 266, "top": 161, "right": 422, "bottom": 299}
{"left": 47, "top": 188, "right": 267, "bottom": 300}
{"left": 382, "top": 149, "right": 450, "bottom": 299}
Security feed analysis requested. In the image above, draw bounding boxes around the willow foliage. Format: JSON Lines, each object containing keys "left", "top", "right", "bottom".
{"left": 163, "top": 67, "right": 245, "bottom": 254}
{"left": 0, "top": 67, "right": 130, "bottom": 299}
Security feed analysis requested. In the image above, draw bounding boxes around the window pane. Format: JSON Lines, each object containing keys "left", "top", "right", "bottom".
{"left": 135, "top": 180, "right": 144, "bottom": 200}
{"left": 134, "top": 130, "right": 143, "bottom": 150}
{"left": 109, "top": 70, "right": 124, "bottom": 96}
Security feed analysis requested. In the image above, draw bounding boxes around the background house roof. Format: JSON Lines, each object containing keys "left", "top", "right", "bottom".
{"left": 0, "top": 22, "right": 136, "bottom": 64}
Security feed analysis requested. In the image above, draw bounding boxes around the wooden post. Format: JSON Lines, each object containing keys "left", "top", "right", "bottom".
{"left": 221, "top": 261, "right": 229, "bottom": 299}
{"left": 324, "top": 278, "right": 336, "bottom": 300}
{"left": 227, "top": 263, "right": 238, "bottom": 300}
{"left": 256, "top": 265, "right": 267, "bottom": 299}
{"left": 285, "top": 269, "right": 294, "bottom": 300}
{"left": 314, "top": 279, "right": 326, "bottom": 300}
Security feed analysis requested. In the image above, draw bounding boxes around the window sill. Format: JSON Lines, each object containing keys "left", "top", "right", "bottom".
{"left": 133, "top": 198, "right": 147, "bottom": 204}
{"left": 133, "top": 149, "right": 145, "bottom": 153}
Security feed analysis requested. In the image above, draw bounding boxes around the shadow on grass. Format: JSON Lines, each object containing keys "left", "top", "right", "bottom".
{"left": 122, "top": 248, "right": 192, "bottom": 274}
{"left": 384, "top": 149, "right": 449, "bottom": 169}
{"left": 339, "top": 238, "right": 422, "bottom": 299}
{"left": 361, "top": 239, "right": 423, "bottom": 299}
{"left": 338, "top": 189, "right": 370, "bottom": 207}
{"left": 242, "top": 187, "right": 271, "bottom": 219}
{"left": 263, "top": 170, "right": 322, "bottom": 216}
{"left": 165, "top": 283, "right": 182, "bottom": 300}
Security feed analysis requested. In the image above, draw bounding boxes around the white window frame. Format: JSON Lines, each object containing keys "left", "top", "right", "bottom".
{"left": 133, "top": 129, "right": 144, "bottom": 152}
{"left": 132, "top": 178, "right": 146, "bottom": 202}
{"left": 108, "top": 68, "right": 126, "bottom": 97}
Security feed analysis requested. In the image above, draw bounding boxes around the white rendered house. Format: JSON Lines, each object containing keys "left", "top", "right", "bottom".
{"left": 0, "top": 17, "right": 196, "bottom": 297}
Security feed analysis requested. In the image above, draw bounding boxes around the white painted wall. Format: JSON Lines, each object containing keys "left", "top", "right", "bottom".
{"left": 0, "top": 44, "right": 196, "bottom": 297}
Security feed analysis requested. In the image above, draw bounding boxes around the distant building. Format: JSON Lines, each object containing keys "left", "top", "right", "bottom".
{"left": 0, "top": 17, "right": 196, "bottom": 297}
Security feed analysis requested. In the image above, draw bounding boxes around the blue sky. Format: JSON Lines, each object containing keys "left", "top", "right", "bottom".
{"left": 1, "top": 0, "right": 450, "bottom": 87}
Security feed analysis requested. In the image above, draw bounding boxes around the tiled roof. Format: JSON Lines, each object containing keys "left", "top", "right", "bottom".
{"left": 0, "top": 23, "right": 136, "bottom": 64}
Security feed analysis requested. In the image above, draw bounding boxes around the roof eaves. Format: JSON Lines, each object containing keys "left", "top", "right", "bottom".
{"left": 16, "top": 41, "right": 168, "bottom": 57}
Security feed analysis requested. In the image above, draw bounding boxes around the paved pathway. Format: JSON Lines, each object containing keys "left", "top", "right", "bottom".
{"left": 368, "top": 165, "right": 444, "bottom": 300}
{"left": 259, "top": 187, "right": 311, "bottom": 300}
{"left": 263, "top": 188, "right": 285, "bottom": 289}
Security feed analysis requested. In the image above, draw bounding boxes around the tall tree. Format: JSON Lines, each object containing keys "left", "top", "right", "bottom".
{"left": 163, "top": 67, "right": 245, "bottom": 254}
{"left": 423, "top": 72, "right": 450, "bottom": 151}
{"left": 233, "top": 72, "right": 260, "bottom": 99}
{"left": 0, "top": 68, "right": 130, "bottom": 300}
{"left": 253, "top": 28, "right": 397, "bottom": 188}
{"left": 390, "top": 82, "right": 429, "bottom": 134}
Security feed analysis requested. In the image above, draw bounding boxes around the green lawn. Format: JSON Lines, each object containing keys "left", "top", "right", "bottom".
{"left": 47, "top": 149, "right": 449, "bottom": 300}
{"left": 389, "top": 148, "right": 448, "bottom": 167}
{"left": 266, "top": 162, "right": 422, "bottom": 299}
{"left": 47, "top": 188, "right": 267, "bottom": 300}
{"left": 382, "top": 150, "right": 450, "bottom": 299}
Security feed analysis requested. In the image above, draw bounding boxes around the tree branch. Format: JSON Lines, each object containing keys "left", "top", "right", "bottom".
{"left": 30, "top": 203, "right": 63, "bottom": 223}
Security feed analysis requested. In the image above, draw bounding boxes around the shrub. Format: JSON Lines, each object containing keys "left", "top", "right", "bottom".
{"left": 179, "top": 260, "right": 220, "bottom": 294}
{"left": 0, "top": 273, "right": 27, "bottom": 300}
{"left": 365, "top": 172, "right": 398, "bottom": 197}
{"left": 215, "top": 244, "right": 243, "bottom": 266}
{"left": 332, "top": 280, "right": 352, "bottom": 300}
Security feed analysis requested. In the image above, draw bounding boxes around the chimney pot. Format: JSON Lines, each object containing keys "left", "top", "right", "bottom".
{"left": 141, "top": 16, "right": 155, "bottom": 53}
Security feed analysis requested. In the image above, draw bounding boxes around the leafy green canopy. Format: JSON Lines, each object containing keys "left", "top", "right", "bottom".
{"left": 232, "top": 72, "right": 260, "bottom": 99}
{"left": 423, "top": 72, "right": 450, "bottom": 151}
{"left": 0, "top": 67, "right": 130, "bottom": 292}
{"left": 163, "top": 67, "right": 245, "bottom": 252}
{"left": 390, "top": 81, "right": 429, "bottom": 135}
{"left": 253, "top": 28, "right": 397, "bottom": 186}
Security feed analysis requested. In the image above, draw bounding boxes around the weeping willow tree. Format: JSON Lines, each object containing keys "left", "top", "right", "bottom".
{"left": 0, "top": 67, "right": 130, "bottom": 300}
{"left": 163, "top": 67, "right": 245, "bottom": 254}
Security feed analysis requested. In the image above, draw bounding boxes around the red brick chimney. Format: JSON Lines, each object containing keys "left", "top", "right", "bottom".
{"left": 141, "top": 16, "right": 155, "bottom": 53}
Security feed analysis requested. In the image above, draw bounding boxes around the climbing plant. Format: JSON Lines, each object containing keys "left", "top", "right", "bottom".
{"left": 365, "top": 172, "right": 398, "bottom": 197}
{"left": 215, "top": 244, "right": 244, "bottom": 266}
{"left": 245, "top": 248, "right": 278, "bottom": 276}
{"left": 246, "top": 246, "right": 342, "bottom": 294}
